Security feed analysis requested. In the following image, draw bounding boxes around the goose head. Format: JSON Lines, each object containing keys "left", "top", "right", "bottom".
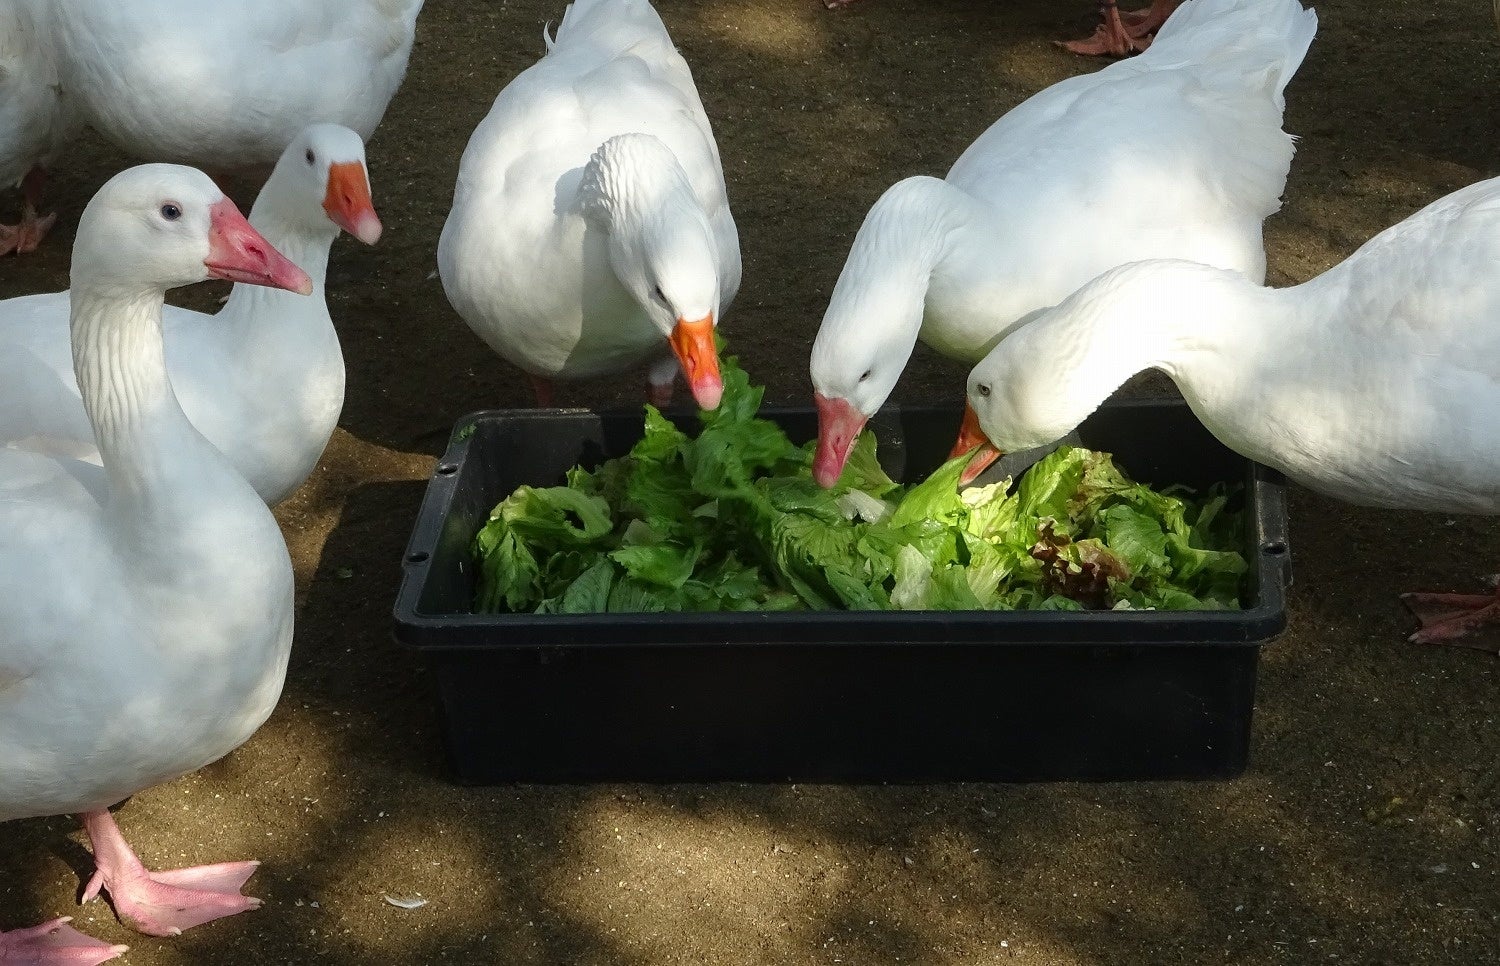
{"left": 264, "top": 123, "right": 383, "bottom": 245}
{"left": 808, "top": 326, "right": 910, "bottom": 489}
{"left": 579, "top": 133, "right": 724, "bottom": 410}
{"left": 954, "top": 266, "right": 1185, "bottom": 487}
{"left": 72, "top": 164, "right": 314, "bottom": 296}
{"left": 809, "top": 176, "right": 956, "bottom": 488}
{"left": 956, "top": 328, "right": 1107, "bottom": 486}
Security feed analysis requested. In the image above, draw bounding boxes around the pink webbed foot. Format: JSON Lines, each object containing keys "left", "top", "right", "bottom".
{"left": 0, "top": 916, "right": 127, "bottom": 965}
{"left": 0, "top": 204, "right": 58, "bottom": 257}
{"left": 1, "top": 166, "right": 59, "bottom": 257}
{"left": 1400, "top": 588, "right": 1500, "bottom": 651}
{"left": 79, "top": 810, "right": 262, "bottom": 938}
{"left": 1059, "top": 2, "right": 1149, "bottom": 56}
{"left": 1117, "top": 0, "right": 1180, "bottom": 37}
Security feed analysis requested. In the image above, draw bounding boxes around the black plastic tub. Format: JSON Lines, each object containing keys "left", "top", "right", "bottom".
{"left": 393, "top": 399, "right": 1290, "bottom": 784}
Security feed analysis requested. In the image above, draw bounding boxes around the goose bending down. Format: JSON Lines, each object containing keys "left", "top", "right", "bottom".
{"left": 0, "top": 166, "right": 309, "bottom": 959}
{"left": 0, "top": 125, "right": 380, "bottom": 505}
{"left": 808, "top": 0, "right": 1316, "bottom": 487}
{"left": 43, "top": 0, "right": 422, "bottom": 169}
{"left": 0, "top": 0, "right": 81, "bottom": 255}
{"left": 438, "top": 0, "right": 740, "bottom": 410}
{"left": 957, "top": 176, "right": 1500, "bottom": 648}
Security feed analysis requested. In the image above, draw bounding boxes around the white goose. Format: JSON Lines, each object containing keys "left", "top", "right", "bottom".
{"left": 0, "top": 166, "right": 308, "bottom": 959}
{"left": 808, "top": 0, "right": 1317, "bottom": 487}
{"left": 43, "top": 0, "right": 422, "bottom": 168}
{"left": 0, "top": 0, "right": 81, "bottom": 255}
{"left": 0, "top": 124, "right": 380, "bottom": 505}
{"left": 438, "top": 0, "right": 740, "bottom": 409}
{"left": 960, "top": 176, "right": 1500, "bottom": 647}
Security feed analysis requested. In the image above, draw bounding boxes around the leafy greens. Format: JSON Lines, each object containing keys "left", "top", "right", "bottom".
{"left": 472, "top": 356, "right": 1246, "bottom": 615}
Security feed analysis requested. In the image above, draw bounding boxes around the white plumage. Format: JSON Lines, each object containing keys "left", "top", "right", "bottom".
{"left": 962, "top": 176, "right": 1500, "bottom": 643}
{"left": 0, "top": 165, "right": 308, "bottom": 947}
{"left": 0, "top": 125, "right": 381, "bottom": 505}
{"left": 808, "top": 0, "right": 1317, "bottom": 486}
{"left": 44, "top": 0, "right": 422, "bottom": 166}
{"left": 438, "top": 0, "right": 740, "bottom": 408}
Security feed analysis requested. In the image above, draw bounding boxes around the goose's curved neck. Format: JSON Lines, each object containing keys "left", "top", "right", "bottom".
{"left": 1013, "top": 261, "right": 1289, "bottom": 433}
{"left": 578, "top": 134, "right": 696, "bottom": 227}
{"left": 70, "top": 283, "right": 204, "bottom": 508}
{"left": 1082, "top": 264, "right": 1250, "bottom": 379}
{"left": 822, "top": 177, "right": 986, "bottom": 359}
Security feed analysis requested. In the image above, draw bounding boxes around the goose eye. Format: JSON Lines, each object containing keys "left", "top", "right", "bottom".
{"left": 976, "top": 383, "right": 992, "bottom": 398}
{"left": 652, "top": 285, "right": 667, "bottom": 305}
{"left": 159, "top": 203, "right": 182, "bottom": 221}
{"left": 305, "top": 149, "right": 316, "bottom": 165}
{"left": 858, "top": 369, "right": 872, "bottom": 383}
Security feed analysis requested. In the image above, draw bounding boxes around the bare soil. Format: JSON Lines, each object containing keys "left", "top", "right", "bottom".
{"left": 4, "top": 0, "right": 1500, "bottom": 962}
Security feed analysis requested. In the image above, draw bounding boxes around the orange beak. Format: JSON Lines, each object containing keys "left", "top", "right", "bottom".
{"left": 669, "top": 314, "right": 722, "bottom": 410}
{"left": 322, "top": 161, "right": 383, "bottom": 245}
{"left": 951, "top": 401, "right": 1003, "bottom": 487}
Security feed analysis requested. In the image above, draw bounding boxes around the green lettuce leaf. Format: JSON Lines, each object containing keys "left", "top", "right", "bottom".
{"left": 472, "top": 350, "right": 1248, "bottom": 615}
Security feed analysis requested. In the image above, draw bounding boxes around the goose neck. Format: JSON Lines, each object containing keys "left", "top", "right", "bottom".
{"left": 69, "top": 284, "right": 197, "bottom": 506}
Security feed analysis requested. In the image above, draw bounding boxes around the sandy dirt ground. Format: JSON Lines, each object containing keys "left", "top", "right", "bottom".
{"left": 4, "top": 0, "right": 1500, "bottom": 962}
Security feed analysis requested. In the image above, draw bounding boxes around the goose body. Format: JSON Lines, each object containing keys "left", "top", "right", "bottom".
{"left": 0, "top": 165, "right": 309, "bottom": 950}
{"left": 44, "top": 0, "right": 422, "bottom": 166}
{"left": 808, "top": 0, "right": 1317, "bottom": 485}
{"left": 962, "top": 177, "right": 1500, "bottom": 643}
{"left": 0, "top": 125, "right": 381, "bottom": 505}
{"left": 437, "top": 0, "right": 740, "bottom": 408}
{"left": 0, "top": 442, "right": 293, "bottom": 823}
{"left": 966, "top": 176, "right": 1500, "bottom": 514}
{"left": 0, "top": 0, "right": 77, "bottom": 186}
{"left": 0, "top": 0, "right": 81, "bottom": 253}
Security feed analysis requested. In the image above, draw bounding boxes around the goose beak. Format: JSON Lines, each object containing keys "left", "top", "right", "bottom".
{"left": 323, "top": 161, "right": 383, "bottom": 245}
{"left": 813, "top": 392, "right": 867, "bottom": 488}
{"left": 669, "top": 314, "right": 722, "bottom": 410}
{"left": 952, "top": 401, "right": 1003, "bottom": 487}
{"left": 205, "top": 197, "right": 313, "bottom": 295}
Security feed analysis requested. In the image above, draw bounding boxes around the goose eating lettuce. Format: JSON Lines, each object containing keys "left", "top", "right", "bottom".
{"left": 472, "top": 355, "right": 1246, "bottom": 614}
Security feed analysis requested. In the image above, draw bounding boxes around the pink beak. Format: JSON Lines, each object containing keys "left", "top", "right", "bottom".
{"left": 812, "top": 392, "right": 868, "bottom": 488}
{"left": 205, "top": 197, "right": 313, "bottom": 295}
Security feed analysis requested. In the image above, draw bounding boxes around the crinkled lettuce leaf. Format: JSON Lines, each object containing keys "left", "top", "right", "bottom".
{"left": 473, "top": 353, "right": 1248, "bottom": 615}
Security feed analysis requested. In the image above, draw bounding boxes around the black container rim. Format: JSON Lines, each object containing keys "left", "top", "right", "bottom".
{"left": 393, "top": 399, "right": 1290, "bottom": 651}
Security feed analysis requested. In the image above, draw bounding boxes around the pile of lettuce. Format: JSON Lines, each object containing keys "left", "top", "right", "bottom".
{"left": 472, "top": 357, "right": 1246, "bottom": 615}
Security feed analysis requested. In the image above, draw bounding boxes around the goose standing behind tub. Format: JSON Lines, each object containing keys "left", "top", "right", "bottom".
{"left": 438, "top": 0, "right": 740, "bottom": 410}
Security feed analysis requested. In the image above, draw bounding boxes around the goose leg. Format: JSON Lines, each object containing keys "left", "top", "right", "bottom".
{"left": 647, "top": 356, "right": 680, "bottom": 409}
{"left": 78, "top": 810, "right": 262, "bottom": 938}
{"left": 1117, "top": 0, "right": 1180, "bottom": 37}
{"left": 1401, "top": 588, "right": 1500, "bottom": 650}
{"left": 0, "top": 167, "right": 59, "bottom": 257}
{"left": 0, "top": 917, "right": 127, "bottom": 965}
{"left": 528, "top": 374, "right": 556, "bottom": 407}
{"left": 1059, "top": 0, "right": 1150, "bottom": 57}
